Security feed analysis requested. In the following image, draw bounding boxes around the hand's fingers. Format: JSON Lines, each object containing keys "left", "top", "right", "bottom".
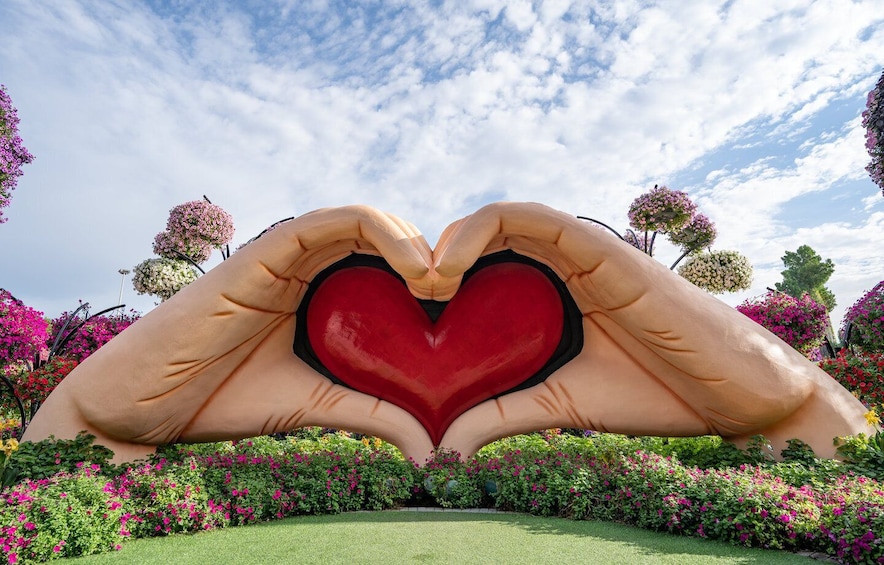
{"left": 434, "top": 203, "right": 575, "bottom": 277}
{"left": 439, "top": 316, "right": 714, "bottom": 456}
{"left": 24, "top": 206, "right": 433, "bottom": 455}
{"left": 269, "top": 205, "right": 430, "bottom": 281}
{"left": 438, "top": 203, "right": 867, "bottom": 459}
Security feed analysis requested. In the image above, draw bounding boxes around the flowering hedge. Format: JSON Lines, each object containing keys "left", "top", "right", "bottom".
{"left": 863, "top": 70, "right": 884, "bottom": 195}
{"left": 677, "top": 250, "right": 753, "bottom": 294}
{"left": 0, "top": 291, "right": 47, "bottom": 372}
{"left": 48, "top": 311, "right": 139, "bottom": 362}
{"left": 842, "top": 281, "right": 884, "bottom": 355}
{"left": 0, "top": 85, "right": 35, "bottom": 223}
{"left": 132, "top": 258, "right": 198, "bottom": 302}
{"left": 2, "top": 432, "right": 882, "bottom": 563}
{"left": 820, "top": 353, "right": 884, "bottom": 410}
{"left": 736, "top": 291, "right": 829, "bottom": 356}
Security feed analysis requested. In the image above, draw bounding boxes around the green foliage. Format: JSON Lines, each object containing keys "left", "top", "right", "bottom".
{"left": 834, "top": 432, "right": 884, "bottom": 481}
{"left": 5, "top": 432, "right": 114, "bottom": 484}
{"left": 819, "top": 352, "right": 884, "bottom": 409}
{"left": 775, "top": 245, "right": 836, "bottom": 311}
{"left": 0, "top": 469, "right": 125, "bottom": 562}
{"left": 419, "top": 448, "right": 483, "bottom": 509}
{"left": 1, "top": 432, "right": 884, "bottom": 563}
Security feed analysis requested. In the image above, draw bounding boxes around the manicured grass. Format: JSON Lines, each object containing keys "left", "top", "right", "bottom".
{"left": 68, "top": 511, "right": 818, "bottom": 564}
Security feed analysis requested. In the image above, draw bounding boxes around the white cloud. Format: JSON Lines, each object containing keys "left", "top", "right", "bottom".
{"left": 1, "top": 0, "right": 882, "bottom": 322}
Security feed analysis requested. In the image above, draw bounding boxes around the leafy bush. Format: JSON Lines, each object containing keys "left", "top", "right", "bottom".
{"left": 0, "top": 469, "right": 124, "bottom": 562}
{"left": 0, "top": 432, "right": 882, "bottom": 563}
{"left": 736, "top": 291, "right": 828, "bottom": 356}
{"left": 819, "top": 352, "right": 884, "bottom": 409}
{"left": 5, "top": 432, "right": 114, "bottom": 485}
{"left": 48, "top": 311, "right": 139, "bottom": 362}
{"left": 0, "top": 290, "right": 47, "bottom": 372}
{"left": 8, "top": 357, "right": 78, "bottom": 412}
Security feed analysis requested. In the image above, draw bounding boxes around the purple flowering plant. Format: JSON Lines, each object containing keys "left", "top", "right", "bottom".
{"left": 0, "top": 85, "right": 35, "bottom": 224}
{"left": 737, "top": 291, "right": 829, "bottom": 357}
{"left": 842, "top": 281, "right": 884, "bottom": 355}
{"left": 862, "top": 70, "right": 884, "bottom": 196}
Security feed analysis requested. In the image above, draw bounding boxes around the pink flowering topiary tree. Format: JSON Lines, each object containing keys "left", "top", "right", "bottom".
{"left": 862, "top": 70, "right": 884, "bottom": 196}
{"left": 841, "top": 281, "right": 884, "bottom": 355}
{"left": 580, "top": 185, "right": 752, "bottom": 294}
{"left": 134, "top": 197, "right": 235, "bottom": 302}
{"left": 736, "top": 291, "right": 829, "bottom": 357}
{"left": 0, "top": 85, "right": 35, "bottom": 223}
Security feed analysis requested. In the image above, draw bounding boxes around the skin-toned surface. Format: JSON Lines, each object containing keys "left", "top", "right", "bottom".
{"left": 23, "top": 203, "right": 873, "bottom": 463}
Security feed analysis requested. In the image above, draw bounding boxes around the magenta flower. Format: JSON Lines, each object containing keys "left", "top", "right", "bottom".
{"left": 0, "top": 290, "right": 48, "bottom": 371}
{"left": 737, "top": 291, "right": 828, "bottom": 356}
{"left": 862, "top": 71, "right": 884, "bottom": 196}
{"left": 841, "top": 281, "right": 884, "bottom": 355}
{"left": 0, "top": 85, "right": 35, "bottom": 223}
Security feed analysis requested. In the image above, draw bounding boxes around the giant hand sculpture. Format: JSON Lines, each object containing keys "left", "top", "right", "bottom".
{"left": 24, "top": 202, "right": 872, "bottom": 463}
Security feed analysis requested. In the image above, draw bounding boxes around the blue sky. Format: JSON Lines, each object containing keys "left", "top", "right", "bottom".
{"left": 1, "top": 0, "right": 882, "bottom": 329}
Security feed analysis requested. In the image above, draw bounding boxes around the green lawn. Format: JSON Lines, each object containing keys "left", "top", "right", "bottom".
{"left": 67, "top": 511, "right": 821, "bottom": 564}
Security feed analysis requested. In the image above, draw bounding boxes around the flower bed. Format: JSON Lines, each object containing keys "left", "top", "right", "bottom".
{"left": 0, "top": 432, "right": 881, "bottom": 563}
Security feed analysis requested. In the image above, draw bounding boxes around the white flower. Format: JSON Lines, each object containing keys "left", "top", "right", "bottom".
{"left": 132, "top": 258, "right": 198, "bottom": 301}
{"left": 677, "top": 250, "right": 753, "bottom": 294}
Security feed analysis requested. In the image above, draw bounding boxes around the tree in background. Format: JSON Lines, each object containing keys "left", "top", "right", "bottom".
{"left": 862, "top": 70, "right": 884, "bottom": 196}
{"left": 775, "top": 245, "right": 837, "bottom": 349}
{"left": 580, "top": 185, "right": 753, "bottom": 294}
{"left": 775, "top": 245, "right": 836, "bottom": 312}
{"left": 0, "top": 85, "right": 35, "bottom": 223}
{"left": 133, "top": 198, "right": 234, "bottom": 302}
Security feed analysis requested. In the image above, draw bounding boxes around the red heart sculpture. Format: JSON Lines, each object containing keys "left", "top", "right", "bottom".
{"left": 306, "top": 261, "right": 564, "bottom": 445}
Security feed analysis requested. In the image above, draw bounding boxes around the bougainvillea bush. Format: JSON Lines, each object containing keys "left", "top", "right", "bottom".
{"left": 736, "top": 291, "right": 829, "bottom": 356}
{"left": 863, "top": 70, "right": 884, "bottom": 195}
{"left": 0, "top": 85, "right": 35, "bottom": 223}
{"left": 0, "top": 291, "right": 48, "bottom": 373}
{"left": 842, "top": 281, "right": 884, "bottom": 355}
{"left": 47, "top": 310, "right": 139, "bottom": 363}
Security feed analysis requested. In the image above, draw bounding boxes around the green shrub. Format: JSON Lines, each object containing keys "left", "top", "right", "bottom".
{"left": 6, "top": 432, "right": 114, "bottom": 484}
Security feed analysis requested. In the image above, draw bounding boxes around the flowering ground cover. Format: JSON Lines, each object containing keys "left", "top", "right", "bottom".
{"left": 0, "top": 431, "right": 880, "bottom": 564}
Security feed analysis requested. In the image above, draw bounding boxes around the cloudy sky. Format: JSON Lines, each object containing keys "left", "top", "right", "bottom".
{"left": 1, "top": 0, "right": 882, "bottom": 330}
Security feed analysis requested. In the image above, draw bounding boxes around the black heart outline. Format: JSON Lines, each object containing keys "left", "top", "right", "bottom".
{"left": 293, "top": 250, "right": 584, "bottom": 415}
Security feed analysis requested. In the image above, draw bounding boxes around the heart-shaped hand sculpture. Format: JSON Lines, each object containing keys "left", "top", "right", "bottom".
{"left": 302, "top": 257, "right": 570, "bottom": 445}
{"left": 22, "top": 203, "right": 872, "bottom": 464}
